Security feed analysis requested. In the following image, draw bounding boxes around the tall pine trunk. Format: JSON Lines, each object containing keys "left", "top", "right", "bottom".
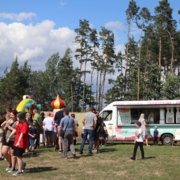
{"left": 125, "top": 21, "right": 130, "bottom": 76}
{"left": 100, "top": 70, "right": 107, "bottom": 110}
{"left": 137, "top": 47, "right": 141, "bottom": 100}
{"left": 96, "top": 70, "right": 99, "bottom": 110}
{"left": 82, "top": 58, "right": 87, "bottom": 112}
{"left": 137, "top": 22, "right": 144, "bottom": 100}
{"left": 159, "top": 36, "right": 162, "bottom": 80}
{"left": 98, "top": 71, "right": 102, "bottom": 111}
{"left": 70, "top": 81, "right": 74, "bottom": 112}
{"left": 167, "top": 30, "right": 174, "bottom": 74}
{"left": 90, "top": 68, "right": 94, "bottom": 101}
{"left": 90, "top": 47, "right": 96, "bottom": 104}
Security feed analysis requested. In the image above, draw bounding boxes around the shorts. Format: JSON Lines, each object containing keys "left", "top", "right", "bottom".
{"left": 74, "top": 131, "right": 78, "bottom": 137}
{"left": 45, "top": 131, "right": 54, "bottom": 138}
{"left": 3, "top": 139, "right": 14, "bottom": 148}
{"left": 94, "top": 132, "right": 100, "bottom": 141}
{"left": 58, "top": 136, "right": 62, "bottom": 139}
{"left": 14, "top": 147, "right": 25, "bottom": 157}
{"left": 29, "top": 139, "right": 35, "bottom": 146}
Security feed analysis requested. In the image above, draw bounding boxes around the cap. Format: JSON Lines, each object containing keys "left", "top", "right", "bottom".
{"left": 135, "top": 121, "right": 142, "bottom": 126}
{"left": 154, "top": 126, "right": 158, "bottom": 129}
{"left": 71, "top": 114, "right": 75, "bottom": 118}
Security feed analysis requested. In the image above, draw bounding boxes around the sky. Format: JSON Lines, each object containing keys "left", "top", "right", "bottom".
{"left": 0, "top": 0, "right": 180, "bottom": 79}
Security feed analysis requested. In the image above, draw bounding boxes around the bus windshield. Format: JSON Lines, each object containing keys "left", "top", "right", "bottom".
{"left": 117, "top": 108, "right": 160, "bottom": 125}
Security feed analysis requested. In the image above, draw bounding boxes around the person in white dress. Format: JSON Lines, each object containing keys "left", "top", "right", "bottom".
{"left": 138, "top": 113, "right": 149, "bottom": 146}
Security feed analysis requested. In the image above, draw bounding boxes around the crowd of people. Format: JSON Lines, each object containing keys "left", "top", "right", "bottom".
{"left": 0, "top": 106, "right": 158, "bottom": 176}
{"left": 0, "top": 105, "right": 108, "bottom": 176}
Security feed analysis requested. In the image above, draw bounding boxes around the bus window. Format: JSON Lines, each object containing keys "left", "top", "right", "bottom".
{"left": 117, "top": 108, "right": 131, "bottom": 125}
{"left": 131, "top": 108, "right": 160, "bottom": 124}
{"left": 101, "top": 111, "right": 113, "bottom": 121}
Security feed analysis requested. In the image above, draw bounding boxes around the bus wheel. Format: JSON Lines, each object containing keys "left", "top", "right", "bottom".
{"left": 162, "top": 134, "right": 173, "bottom": 146}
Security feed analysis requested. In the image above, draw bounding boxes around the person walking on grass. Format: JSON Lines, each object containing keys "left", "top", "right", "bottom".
{"left": 80, "top": 107, "right": 97, "bottom": 155}
{"left": 58, "top": 109, "right": 76, "bottom": 159}
{"left": 54, "top": 105, "right": 66, "bottom": 152}
{"left": 71, "top": 114, "right": 79, "bottom": 145}
{"left": 93, "top": 111, "right": 102, "bottom": 153}
{"left": 7, "top": 112, "right": 29, "bottom": 176}
{"left": 1, "top": 110, "right": 18, "bottom": 173}
{"left": 130, "top": 121, "right": 145, "bottom": 160}
{"left": 43, "top": 113, "right": 54, "bottom": 147}
{"left": 33, "top": 109, "right": 42, "bottom": 149}
{"left": 28, "top": 123, "right": 37, "bottom": 154}
{"left": 0, "top": 111, "right": 5, "bottom": 160}
{"left": 139, "top": 113, "right": 149, "bottom": 146}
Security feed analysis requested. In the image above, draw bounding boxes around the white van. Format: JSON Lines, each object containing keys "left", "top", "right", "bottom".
{"left": 100, "top": 100, "right": 180, "bottom": 145}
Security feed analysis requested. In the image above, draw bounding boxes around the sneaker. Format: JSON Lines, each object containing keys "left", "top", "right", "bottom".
{"left": 13, "top": 171, "right": 22, "bottom": 176}
{"left": 32, "top": 151, "right": 37, "bottom": 155}
{"left": 22, "top": 162, "right": 26, "bottom": 172}
{"left": 88, "top": 152, "right": 93, "bottom": 155}
{"left": 61, "top": 156, "right": 67, "bottom": 159}
{"left": 59, "top": 150, "right": 63, "bottom": 153}
{"left": 6, "top": 164, "right": 12, "bottom": 171}
{"left": 130, "top": 157, "right": 135, "bottom": 160}
{"left": 8, "top": 168, "right": 16, "bottom": 173}
{"left": 79, "top": 151, "right": 83, "bottom": 155}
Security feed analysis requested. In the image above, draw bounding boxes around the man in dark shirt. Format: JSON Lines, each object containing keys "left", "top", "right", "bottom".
{"left": 54, "top": 105, "right": 66, "bottom": 152}
{"left": 93, "top": 111, "right": 102, "bottom": 153}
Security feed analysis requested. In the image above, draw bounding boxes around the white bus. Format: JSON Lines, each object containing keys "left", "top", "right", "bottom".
{"left": 101, "top": 100, "right": 180, "bottom": 145}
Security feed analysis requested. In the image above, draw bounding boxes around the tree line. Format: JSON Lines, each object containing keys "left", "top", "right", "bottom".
{"left": 0, "top": 0, "right": 180, "bottom": 112}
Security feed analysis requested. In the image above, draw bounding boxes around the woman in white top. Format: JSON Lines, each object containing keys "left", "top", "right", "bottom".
{"left": 138, "top": 113, "right": 149, "bottom": 146}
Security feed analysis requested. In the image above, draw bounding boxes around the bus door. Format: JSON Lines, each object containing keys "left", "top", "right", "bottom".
{"left": 101, "top": 110, "right": 115, "bottom": 139}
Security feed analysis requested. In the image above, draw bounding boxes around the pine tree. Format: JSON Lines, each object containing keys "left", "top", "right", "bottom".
{"left": 89, "top": 28, "right": 99, "bottom": 107}
{"left": 154, "top": 0, "right": 177, "bottom": 78}
{"left": 125, "top": 0, "right": 140, "bottom": 75}
{"left": 74, "top": 19, "right": 92, "bottom": 111}
{"left": 136, "top": 7, "right": 151, "bottom": 100}
{"left": 99, "top": 27, "right": 115, "bottom": 110}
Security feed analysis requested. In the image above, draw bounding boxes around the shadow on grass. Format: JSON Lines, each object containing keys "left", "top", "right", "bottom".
{"left": 23, "top": 152, "right": 40, "bottom": 158}
{"left": 26, "top": 166, "right": 58, "bottom": 173}
{"left": 69, "top": 156, "right": 81, "bottom": 159}
{"left": 100, "top": 148, "right": 117, "bottom": 153}
{"left": 137, "top": 156, "right": 156, "bottom": 160}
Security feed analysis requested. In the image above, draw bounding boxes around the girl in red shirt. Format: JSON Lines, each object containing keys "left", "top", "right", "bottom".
{"left": 7, "top": 112, "right": 29, "bottom": 176}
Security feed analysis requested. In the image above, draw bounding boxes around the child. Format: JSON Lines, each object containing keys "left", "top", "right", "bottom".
{"left": 153, "top": 126, "right": 159, "bottom": 146}
{"left": 99, "top": 119, "right": 107, "bottom": 146}
{"left": 71, "top": 114, "right": 78, "bottom": 145}
{"left": 130, "top": 121, "right": 145, "bottom": 160}
{"left": 28, "top": 123, "right": 37, "bottom": 154}
{"left": 7, "top": 112, "right": 29, "bottom": 176}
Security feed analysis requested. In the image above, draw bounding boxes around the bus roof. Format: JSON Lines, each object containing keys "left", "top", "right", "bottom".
{"left": 112, "top": 100, "right": 180, "bottom": 106}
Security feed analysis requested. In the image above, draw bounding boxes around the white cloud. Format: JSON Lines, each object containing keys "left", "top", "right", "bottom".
{"left": 105, "top": 21, "right": 125, "bottom": 30}
{"left": 0, "top": 12, "right": 36, "bottom": 21}
{"left": 59, "top": 2, "right": 67, "bottom": 7}
{"left": 0, "top": 20, "right": 77, "bottom": 74}
{"left": 115, "top": 44, "right": 125, "bottom": 54}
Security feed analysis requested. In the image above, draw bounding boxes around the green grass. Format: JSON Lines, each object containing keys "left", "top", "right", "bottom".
{"left": 0, "top": 144, "right": 179, "bottom": 180}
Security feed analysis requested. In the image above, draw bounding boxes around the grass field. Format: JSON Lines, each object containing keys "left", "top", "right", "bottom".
{"left": 0, "top": 143, "right": 180, "bottom": 180}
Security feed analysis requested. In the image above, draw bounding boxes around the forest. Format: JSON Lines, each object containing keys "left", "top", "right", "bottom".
{"left": 0, "top": 0, "right": 180, "bottom": 112}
